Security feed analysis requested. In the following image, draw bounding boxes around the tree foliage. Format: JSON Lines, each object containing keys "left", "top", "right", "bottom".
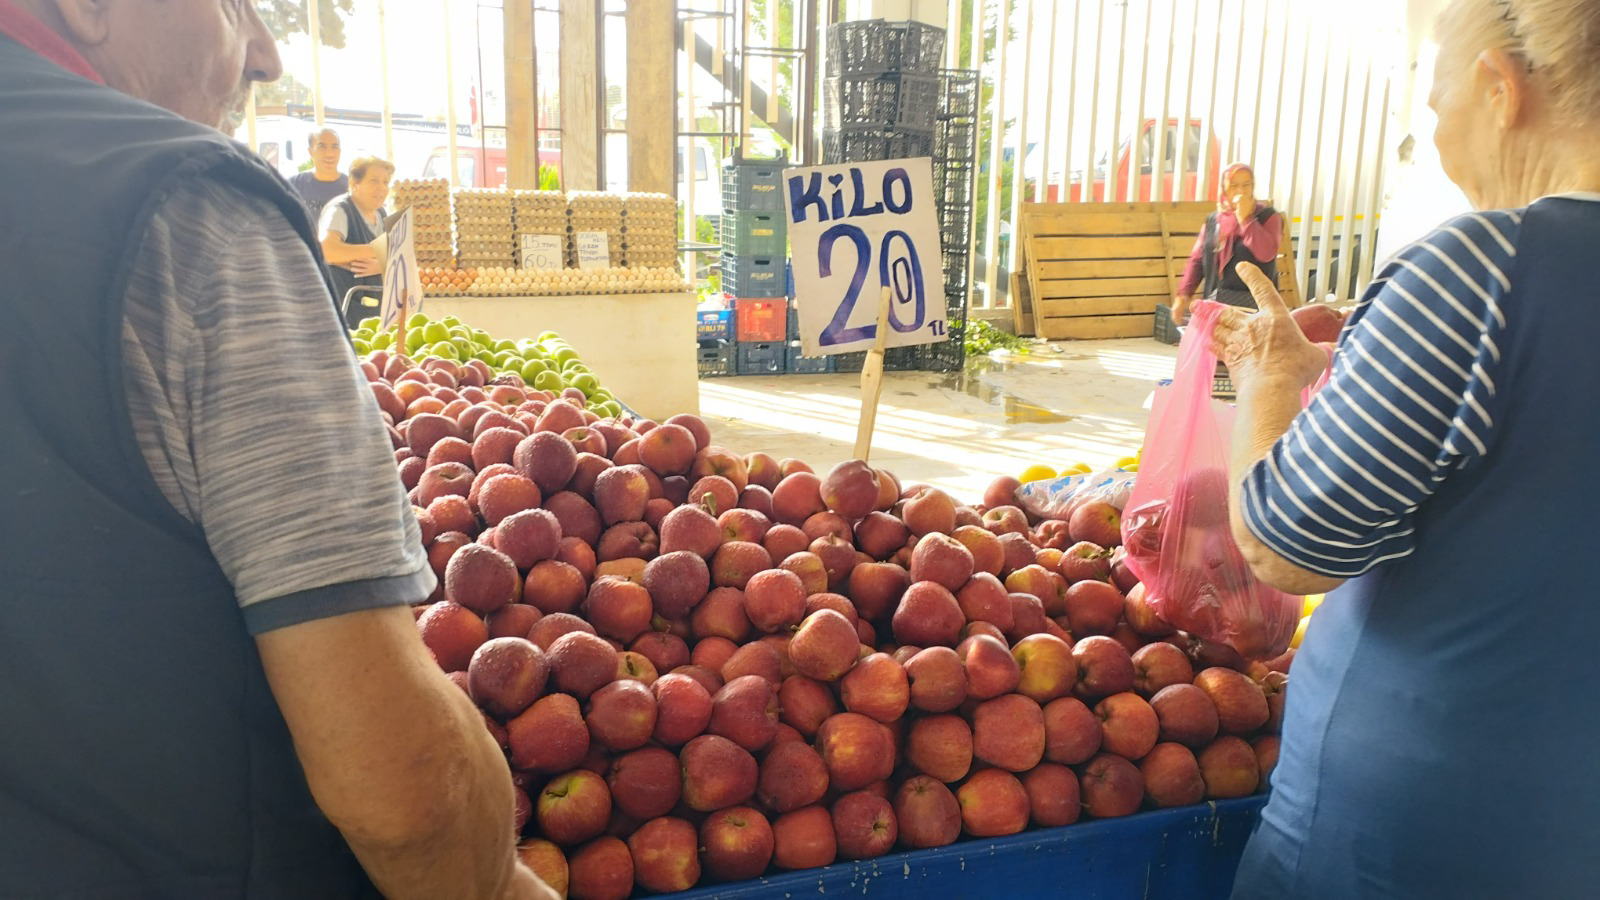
{"left": 257, "top": 0, "right": 358, "bottom": 50}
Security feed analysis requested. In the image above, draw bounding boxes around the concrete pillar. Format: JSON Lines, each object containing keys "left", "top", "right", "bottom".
{"left": 626, "top": 0, "right": 677, "bottom": 193}
{"left": 504, "top": 0, "right": 536, "bottom": 190}
{"left": 561, "top": 0, "right": 600, "bottom": 191}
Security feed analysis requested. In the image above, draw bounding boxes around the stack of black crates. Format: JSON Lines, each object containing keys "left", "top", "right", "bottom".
{"left": 821, "top": 19, "right": 978, "bottom": 373}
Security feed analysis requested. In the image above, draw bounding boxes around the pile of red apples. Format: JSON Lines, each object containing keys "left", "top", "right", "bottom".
{"left": 373, "top": 348, "right": 1292, "bottom": 900}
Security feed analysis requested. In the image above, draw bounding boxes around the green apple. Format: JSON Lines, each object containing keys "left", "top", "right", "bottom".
{"left": 441, "top": 315, "right": 463, "bottom": 327}
{"left": 474, "top": 349, "right": 496, "bottom": 364}
{"left": 421, "top": 322, "right": 449, "bottom": 343}
{"left": 570, "top": 373, "right": 600, "bottom": 396}
{"left": 595, "top": 401, "right": 622, "bottom": 418}
{"left": 537, "top": 331, "right": 560, "bottom": 344}
{"left": 351, "top": 338, "right": 370, "bottom": 354}
{"left": 533, "top": 370, "right": 565, "bottom": 393}
{"left": 551, "top": 347, "right": 580, "bottom": 367}
{"left": 407, "top": 313, "right": 430, "bottom": 329}
{"left": 404, "top": 330, "right": 426, "bottom": 353}
{"left": 370, "top": 331, "right": 394, "bottom": 350}
{"left": 359, "top": 316, "right": 382, "bottom": 331}
{"left": 520, "top": 359, "right": 550, "bottom": 382}
{"left": 496, "top": 339, "right": 517, "bottom": 353}
{"left": 431, "top": 342, "right": 460, "bottom": 361}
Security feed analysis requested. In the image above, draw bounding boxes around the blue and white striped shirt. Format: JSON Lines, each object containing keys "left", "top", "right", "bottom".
{"left": 1240, "top": 210, "right": 1519, "bottom": 578}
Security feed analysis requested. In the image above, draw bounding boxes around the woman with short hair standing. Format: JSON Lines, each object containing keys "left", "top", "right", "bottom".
{"left": 1216, "top": 1, "right": 1600, "bottom": 896}
{"left": 319, "top": 156, "right": 393, "bottom": 327}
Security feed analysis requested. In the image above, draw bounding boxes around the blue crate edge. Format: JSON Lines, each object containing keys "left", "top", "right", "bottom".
{"left": 658, "top": 796, "right": 1266, "bottom": 899}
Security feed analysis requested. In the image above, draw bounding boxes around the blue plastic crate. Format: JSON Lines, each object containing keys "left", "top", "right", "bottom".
{"left": 785, "top": 341, "right": 834, "bottom": 374}
{"left": 785, "top": 259, "right": 795, "bottom": 298}
{"left": 696, "top": 308, "right": 733, "bottom": 342}
{"left": 660, "top": 796, "right": 1265, "bottom": 899}
{"left": 719, "top": 211, "right": 787, "bottom": 258}
{"left": 734, "top": 340, "right": 786, "bottom": 375}
{"left": 721, "top": 253, "right": 786, "bottom": 298}
{"left": 696, "top": 340, "right": 734, "bottom": 377}
{"left": 785, "top": 303, "right": 800, "bottom": 340}
{"left": 722, "top": 157, "right": 788, "bottom": 213}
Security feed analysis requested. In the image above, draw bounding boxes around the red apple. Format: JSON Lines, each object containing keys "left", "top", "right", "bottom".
{"left": 1021, "top": 763, "right": 1081, "bottom": 827}
{"left": 831, "top": 791, "right": 897, "bottom": 860}
{"left": 1140, "top": 742, "right": 1207, "bottom": 807}
{"left": 971, "top": 693, "right": 1047, "bottom": 772}
{"left": 956, "top": 769, "right": 1029, "bottom": 837}
{"left": 1078, "top": 753, "right": 1143, "bottom": 818}
{"left": 699, "top": 806, "right": 775, "bottom": 882}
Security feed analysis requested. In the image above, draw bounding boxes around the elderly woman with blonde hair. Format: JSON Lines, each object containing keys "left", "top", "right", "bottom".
{"left": 1210, "top": 0, "right": 1600, "bottom": 896}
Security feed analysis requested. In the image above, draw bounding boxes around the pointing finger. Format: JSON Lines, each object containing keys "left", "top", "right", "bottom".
{"left": 1237, "top": 262, "right": 1289, "bottom": 315}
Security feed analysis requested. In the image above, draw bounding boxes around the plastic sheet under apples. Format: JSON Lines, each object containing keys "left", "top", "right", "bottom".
{"left": 1015, "top": 466, "right": 1138, "bottom": 521}
{"left": 1119, "top": 300, "right": 1310, "bottom": 661}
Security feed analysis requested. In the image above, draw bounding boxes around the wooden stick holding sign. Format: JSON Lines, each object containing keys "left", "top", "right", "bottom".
{"left": 852, "top": 286, "right": 894, "bottom": 462}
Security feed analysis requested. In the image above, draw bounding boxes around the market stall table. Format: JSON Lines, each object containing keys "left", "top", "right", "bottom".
{"left": 425, "top": 291, "right": 699, "bottom": 420}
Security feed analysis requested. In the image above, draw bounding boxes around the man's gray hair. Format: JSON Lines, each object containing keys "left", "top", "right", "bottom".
{"left": 307, "top": 127, "right": 340, "bottom": 148}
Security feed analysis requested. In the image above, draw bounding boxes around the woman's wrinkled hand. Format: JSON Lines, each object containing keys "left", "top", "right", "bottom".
{"left": 350, "top": 255, "right": 383, "bottom": 277}
{"left": 1209, "top": 263, "right": 1330, "bottom": 391}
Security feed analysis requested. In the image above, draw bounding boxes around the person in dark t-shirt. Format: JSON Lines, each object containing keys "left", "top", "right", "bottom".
{"left": 288, "top": 127, "right": 347, "bottom": 225}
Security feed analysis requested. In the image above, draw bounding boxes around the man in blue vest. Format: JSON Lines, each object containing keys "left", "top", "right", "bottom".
{"left": 0, "top": 2, "right": 554, "bottom": 897}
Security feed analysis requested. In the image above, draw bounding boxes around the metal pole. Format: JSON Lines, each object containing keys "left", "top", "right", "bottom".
{"left": 1109, "top": 0, "right": 1127, "bottom": 202}
{"left": 982, "top": 0, "right": 1013, "bottom": 309}
{"left": 1010, "top": 0, "right": 1035, "bottom": 253}
{"left": 964, "top": 0, "right": 987, "bottom": 303}
{"left": 1128, "top": 0, "right": 1153, "bottom": 203}
{"left": 444, "top": 0, "right": 460, "bottom": 188}
{"left": 1337, "top": 61, "right": 1374, "bottom": 301}
{"left": 379, "top": 0, "right": 394, "bottom": 162}
{"left": 1154, "top": 0, "right": 1177, "bottom": 202}
{"left": 307, "top": 0, "right": 324, "bottom": 126}
{"left": 1038, "top": 0, "right": 1058, "bottom": 202}
{"left": 1174, "top": 0, "right": 1199, "bottom": 199}
{"left": 1059, "top": 0, "right": 1081, "bottom": 203}
{"left": 1084, "top": 0, "right": 1105, "bottom": 201}
{"left": 1357, "top": 76, "right": 1390, "bottom": 291}
{"left": 246, "top": 86, "right": 258, "bottom": 153}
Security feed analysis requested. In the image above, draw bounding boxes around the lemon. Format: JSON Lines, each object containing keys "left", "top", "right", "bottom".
{"left": 1291, "top": 615, "right": 1311, "bottom": 648}
{"left": 1115, "top": 455, "right": 1140, "bottom": 469}
{"left": 1019, "top": 464, "right": 1057, "bottom": 483}
{"left": 1121, "top": 463, "right": 1139, "bottom": 473}
{"left": 1302, "top": 595, "right": 1323, "bottom": 618}
{"left": 1062, "top": 462, "right": 1093, "bottom": 476}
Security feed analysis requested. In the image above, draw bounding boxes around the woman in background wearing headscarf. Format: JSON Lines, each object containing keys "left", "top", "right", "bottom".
{"left": 1170, "top": 163, "right": 1283, "bottom": 325}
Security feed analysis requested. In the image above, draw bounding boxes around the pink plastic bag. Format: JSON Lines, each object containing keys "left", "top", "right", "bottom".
{"left": 1118, "top": 300, "right": 1318, "bottom": 660}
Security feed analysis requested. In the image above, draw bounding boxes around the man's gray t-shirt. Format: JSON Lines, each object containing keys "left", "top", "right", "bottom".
{"left": 122, "top": 176, "right": 431, "bottom": 634}
{"left": 289, "top": 171, "right": 348, "bottom": 227}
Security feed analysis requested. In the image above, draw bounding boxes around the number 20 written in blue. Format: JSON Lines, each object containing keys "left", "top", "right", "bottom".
{"left": 816, "top": 224, "right": 942, "bottom": 346}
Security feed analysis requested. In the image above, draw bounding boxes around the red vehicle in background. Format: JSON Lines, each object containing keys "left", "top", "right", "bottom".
{"left": 423, "top": 145, "right": 563, "bottom": 189}
{"left": 1044, "top": 117, "right": 1222, "bottom": 203}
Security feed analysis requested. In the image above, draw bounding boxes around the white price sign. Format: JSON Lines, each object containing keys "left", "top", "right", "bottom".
{"left": 520, "top": 233, "right": 564, "bottom": 270}
{"left": 783, "top": 158, "right": 947, "bottom": 356}
{"left": 379, "top": 206, "right": 422, "bottom": 328}
{"left": 574, "top": 231, "right": 611, "bottom": 270}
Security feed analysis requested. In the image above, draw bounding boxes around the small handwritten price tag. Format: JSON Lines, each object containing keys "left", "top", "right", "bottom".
{"left": 520, "top": 233, "right": 564, "bottom": 271}
{"left": 575, "top": 231, "right": 611, "bottom": 270}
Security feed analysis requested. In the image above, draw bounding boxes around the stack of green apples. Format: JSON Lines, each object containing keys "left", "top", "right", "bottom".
{"left": 353, "top": 314, "right": 622, "bottom": 418}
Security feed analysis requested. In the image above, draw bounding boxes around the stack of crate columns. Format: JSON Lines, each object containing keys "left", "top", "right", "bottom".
{"left": 389, "top": 179, "right": 455, "bottom": 268}
{"left": 820, "top": 21, "right": 946, "bottom": 165}
{"left": 566, "top": 191, "right": 625, "bottom": 268}
{"left": 722, "top": 157, "right": 789, "bottom": 375}
{"left": 454, "top": 188, "right": 516, "bottom": 271}
{"left": 924, "top": 67, "right": 981, "bottom": 372}
{"left": 621, "top": 193, "right": 678, "bottom": 270}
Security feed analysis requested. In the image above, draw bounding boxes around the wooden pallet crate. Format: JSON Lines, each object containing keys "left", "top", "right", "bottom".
{"left": 1018, "top": 201, "right": 1299, "bottom": 341}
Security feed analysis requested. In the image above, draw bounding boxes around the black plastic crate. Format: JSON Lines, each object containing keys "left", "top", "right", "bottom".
{"left": 721, "top": 254, "right": 786, "bottom": 298}
{"left": 824, "top": 73, "right": 942, "bottom": 130}
{"left": 940, "top": 69, "right": 980, "bottom": 119}
{"left": 915, "top": 329, "right": 967, "bottom": 372}
{"left": 697, "top": 340, "right": 735, "bottom": 377}
{"left": 935, "top": 118, "right": 978, "bottom": 167}
{"left": 883, "top": 346, "right": 921, "bottom": 372}
{"left": 834, "top": 351, "right": 867, "bottom": 373}
{"left": 826, "top": 20, "right": 945, "bottom": 76}
{"left": 722, "top": 157, "right": 788, "bottom": 213}
{"left": 823, "top": 127, "right": 935, "bottom": 164}
{"left": 785, "top": 342, "right": 835, "bottom": 374}
{"left": 720, "top": 211, "right": 787, "bottom": 258}
{"left": 735, "top": 341, "right": 787, "bottom": 376}
{"left": 1154, "top": 303, "right": 1182, "bottom": 346}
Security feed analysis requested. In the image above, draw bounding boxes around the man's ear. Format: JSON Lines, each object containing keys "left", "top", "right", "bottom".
{"left": 1477, "top": 47, "right": 1530, "bottom": 131}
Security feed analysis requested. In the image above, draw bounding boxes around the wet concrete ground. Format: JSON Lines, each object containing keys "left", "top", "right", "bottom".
{"left": 700, "top": 338, "right": 1181, "bottom": 503}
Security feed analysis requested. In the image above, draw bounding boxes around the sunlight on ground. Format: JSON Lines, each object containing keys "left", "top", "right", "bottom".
{"left": 701, "top": 338, "right": 1179, "bottom": 501}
